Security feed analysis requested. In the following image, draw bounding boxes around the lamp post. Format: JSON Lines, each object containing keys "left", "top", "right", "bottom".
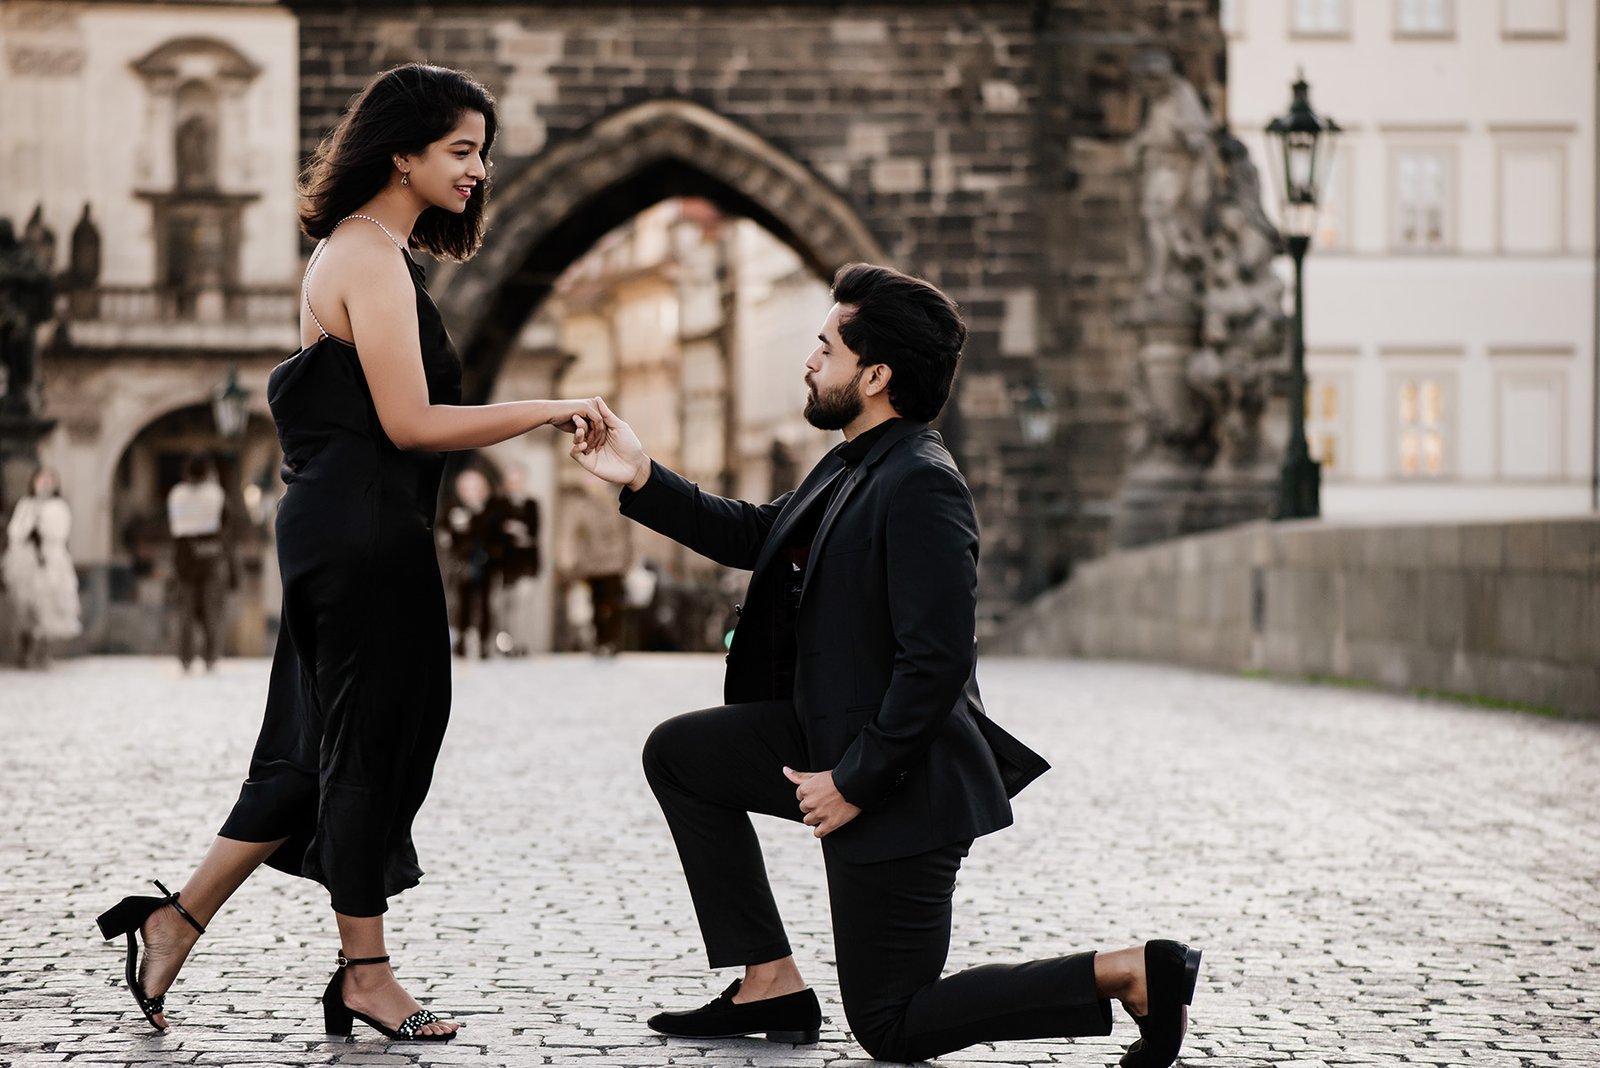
{"left": 210, "top": 366, "right": 250, "bottom": 442}
{"left": 1017, "top": 380, "right": 1058, "bottom": 598}
{"left": 1264, "top": 72, "right": 1340, "bottom": 520}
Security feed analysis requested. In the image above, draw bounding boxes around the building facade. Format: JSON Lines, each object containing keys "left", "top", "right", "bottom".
{"left": 1225, "top": 0, "right": 1598, "bottom": 519}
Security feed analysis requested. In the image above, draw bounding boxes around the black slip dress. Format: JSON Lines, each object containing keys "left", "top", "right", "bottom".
{"left": 219, "top": 219, "right": 459, "bottom": 917}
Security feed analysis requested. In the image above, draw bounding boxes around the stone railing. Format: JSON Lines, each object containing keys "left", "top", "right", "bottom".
{"left": 987, "top": 516, "right": 1600, "bottom": 718}
{"left": 66, "top": 285, "right": 296, "bottom": 325}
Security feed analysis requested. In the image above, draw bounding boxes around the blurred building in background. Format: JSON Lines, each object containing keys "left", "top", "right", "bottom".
{"left": 1225, "top": 0, "right": 1598, "bottom": 519}
{"left": 0, "top": 0, "right": 297, "bottom": 654}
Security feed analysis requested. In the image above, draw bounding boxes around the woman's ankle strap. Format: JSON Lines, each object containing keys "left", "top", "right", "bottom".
{"left": 337, "top": 952, "right": 391, "bottom": 968}
{"left": 152, "top": 880, "right": 207, "bottom": 936}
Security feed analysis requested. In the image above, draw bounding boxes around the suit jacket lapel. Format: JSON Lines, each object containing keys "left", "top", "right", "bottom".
{"left": 749, "top": 453, "right": 845, "bottom": 581}
{"left": 803, "top": 420, "right": 928, "bottom": 588}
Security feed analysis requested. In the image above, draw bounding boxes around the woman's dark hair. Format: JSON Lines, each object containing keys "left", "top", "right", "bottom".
{"left": 300, "top": 64, "right": 497, "bottom": 261}
{"left": 831, "top": 263, "right": 967, "bottom": 422}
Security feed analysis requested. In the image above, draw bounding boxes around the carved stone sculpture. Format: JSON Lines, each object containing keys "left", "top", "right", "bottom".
{"left": 23, "top": 205, "right": 55, "bottom": 275}
{"left": 1130, "top": 50, "right": 1213, "bottom": 305}
{"left": 65, "top": 204, "right": 101, "bottom": 319}
{"left": 1115, "top": 55, "right": 1290, "bottom": 547}
{"left": 0, "top": 219, "right": 55, "bottom": 415}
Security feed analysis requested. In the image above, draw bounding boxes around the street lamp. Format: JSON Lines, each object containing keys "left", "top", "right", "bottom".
{"left": 1017, "top": 380, "right": 1058, "bottom": 598}
{"left": 210, "top": 365, "right": 250, "bottom": 441}
{"left": 1264, "top": 71, "right": 1340, "bottom": 520}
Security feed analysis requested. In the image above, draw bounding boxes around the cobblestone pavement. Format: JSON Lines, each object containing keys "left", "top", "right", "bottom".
{"left": 1, "top": 655, "right": 1597, "bottom": 1068}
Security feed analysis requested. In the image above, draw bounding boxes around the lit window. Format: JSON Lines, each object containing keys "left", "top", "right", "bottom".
{"left": 1396, "top": 0, "right": 1453, "bottom": 36}
{"left": 1392, "top": 148, "right": 1453, "bottom": 251}
{"left": 1292, "top": 0, "right": 1347, "bottom": 35}
{"left": 1395, "top": 375, "right": 1451, "bottom": 478}
{"left": 1305, "top": 378, "right": 1346, "bottom": 477}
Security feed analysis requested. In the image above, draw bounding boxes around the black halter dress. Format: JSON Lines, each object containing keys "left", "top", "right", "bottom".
{"left": 219, "top": 225, "right": 458, "bottom": 916}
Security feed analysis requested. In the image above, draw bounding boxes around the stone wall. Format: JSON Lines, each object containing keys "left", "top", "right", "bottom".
{"left": 987, "top": 517, "right": 1600, "bottom": 717}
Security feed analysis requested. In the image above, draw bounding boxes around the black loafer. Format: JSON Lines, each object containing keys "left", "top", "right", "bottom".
{"left": 1120, "top": 939, "right": 1202, "bottom": 1068}
{"left": 648, "top": 979, "right": 821, "bottom": 1044}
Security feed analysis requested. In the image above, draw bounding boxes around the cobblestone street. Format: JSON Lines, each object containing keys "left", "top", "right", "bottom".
{"left": 1, "top": 654, "right": 1596, "bottom": 1067}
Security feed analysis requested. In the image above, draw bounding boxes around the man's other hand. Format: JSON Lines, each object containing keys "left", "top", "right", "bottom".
{"left": 783, "top": 766, "right": 862, "bottom": 838}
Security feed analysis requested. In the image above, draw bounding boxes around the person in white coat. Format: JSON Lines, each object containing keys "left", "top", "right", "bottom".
{"left": 3, "top": 465, "right": 82, "bottom": 667}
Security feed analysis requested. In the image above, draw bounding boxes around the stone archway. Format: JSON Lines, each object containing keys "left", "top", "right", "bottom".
{"left": 434, "top": 98, "right": 887, "bottom": 403}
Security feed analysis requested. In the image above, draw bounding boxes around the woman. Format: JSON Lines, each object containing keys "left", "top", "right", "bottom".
{"left": 97, "top": 64, "right": 606, "bottom": 1042}
{"left": 3, "top": 465, "right": 82, "bottom": 667}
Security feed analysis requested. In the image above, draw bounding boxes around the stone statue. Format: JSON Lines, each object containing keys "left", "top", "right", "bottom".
{"left": 0, "top": 218, "right": 56, "bottom": 414}
{"left": 65, "top": 204, "right": 101, "bottom": 319}
{"left": 23, "top": 205, "right": 55, "bottom": 275}
{"left": 1130, "top": 50, "right": 1213, "bottom": 303}
{"left": 1192, "top": 132, "right": 1287, "bottom": 470}
{"left": 176, "top": 114, "right": 217, "bottom": 190}
{"left": 1114, "top": 58, "right": 1291, "bottom": 547}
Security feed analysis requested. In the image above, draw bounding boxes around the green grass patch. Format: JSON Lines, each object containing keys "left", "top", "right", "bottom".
{"left": 1237, "top": 670, "right": 1568, "bottom": 718}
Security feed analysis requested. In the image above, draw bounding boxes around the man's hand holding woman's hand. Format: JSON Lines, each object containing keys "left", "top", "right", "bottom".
{"left": 571, "top": 398, "right": 652, "bottom": 491}
{"left": 546, "top": 397, "right": 609, "bottom": 453}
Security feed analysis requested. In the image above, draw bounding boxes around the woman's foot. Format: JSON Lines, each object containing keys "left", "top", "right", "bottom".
{"left": 341, "top": 963, "right": 459, "bottom": 1039}
{"left": 137, "top": 904, "right": 204, "bottom": 1029}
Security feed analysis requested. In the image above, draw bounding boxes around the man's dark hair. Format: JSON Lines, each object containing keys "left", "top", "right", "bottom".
{"left": 300, "top": 63, "right": 497, "bottom": 261}
{"left": 830, "top": 263, "right": 966, "bottom": 422}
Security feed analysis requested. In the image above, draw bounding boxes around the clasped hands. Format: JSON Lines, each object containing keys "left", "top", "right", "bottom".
{"left": 568, "top": 397, "right": 653, "bottom": 491}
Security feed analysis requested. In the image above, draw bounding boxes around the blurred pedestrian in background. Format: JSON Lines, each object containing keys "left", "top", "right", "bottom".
{"left": 487, "top": 463, "right": 541, "bottom": 655}
{"left": 442, "top": 467, "right": 495, "bottom": 658}
{"left": 560, "top": 486, "right": 632, "bottom": 655}
{"left": 166, "top": 453, "right": 232, "bottom": 673}
{"left": 2, "top": 464, "right": 81, "bottom": 668}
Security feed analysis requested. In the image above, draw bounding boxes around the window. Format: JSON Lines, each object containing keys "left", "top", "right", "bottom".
{"left": 1497, "top": 143, "right": 1565, "bottom": 253}
{"left": 1304, "top": 374, "right": 1350, "bottom": 478}
{"left": 1396, "top": 0, "right": 1453, "bottom": 36}
{"left": 1393, "top": 373, "right": 1453, "bottom": 478}
{"left": 1291, "top": 0, "right": 1347, "bottom": 36}
{"left": 1497, "top": 371, "right": 1565, "bottom": 479}
{"left": 1501, "top": 0, "right": 1564, "bottom": 39}
{"left": 1391, "top": 147, "right": 1454, "bottom": 251}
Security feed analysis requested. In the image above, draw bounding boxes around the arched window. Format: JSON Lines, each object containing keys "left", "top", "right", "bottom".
{"left": 174, "top": 81, "right": 220, "bottom": 191}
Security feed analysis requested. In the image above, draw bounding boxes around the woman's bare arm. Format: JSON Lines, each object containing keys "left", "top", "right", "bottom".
{"left": 323, "top": 235, "right": 604, "bottom": 453}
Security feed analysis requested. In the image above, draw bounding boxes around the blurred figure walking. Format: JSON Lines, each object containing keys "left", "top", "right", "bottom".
{"left": 487, "top": 464, "right": 541, "bottom": 655}
{"left": 443, "top": 467, "right": 495, "bottom": 658}
{"left": 166, "top": 453, "right": 231, "bottom": 673}
{"left": 2, "top": 465, "right": 82, "bottom": 668}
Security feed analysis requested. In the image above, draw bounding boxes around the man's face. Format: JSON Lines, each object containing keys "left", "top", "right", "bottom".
{"left": 803, "top": 303, "right": 867, "bottom": 431}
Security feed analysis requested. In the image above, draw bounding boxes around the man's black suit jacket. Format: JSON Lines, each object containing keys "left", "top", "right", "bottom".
{"left": 620, "top": 418, "right": 1048, "bottom": 864}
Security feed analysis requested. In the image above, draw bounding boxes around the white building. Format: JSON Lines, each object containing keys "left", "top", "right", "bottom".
{"left": 1225, "top": 0, "right": 1597, "bottom": 519}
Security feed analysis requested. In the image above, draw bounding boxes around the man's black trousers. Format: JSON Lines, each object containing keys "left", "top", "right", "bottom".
{"left": 641, "top": 699, "right": 1113, "bottom": 1063}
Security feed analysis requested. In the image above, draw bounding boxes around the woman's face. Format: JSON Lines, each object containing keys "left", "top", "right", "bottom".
{"left": 31, "top": 469, "right": 56, "bottom": 496}
{"left": 400, "top": 110, "right": 488, "bottom": 214}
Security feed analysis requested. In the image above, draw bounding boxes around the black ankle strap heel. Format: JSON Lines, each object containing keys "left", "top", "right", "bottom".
{"left": 322, "top": 950, "right": 455, "bottom": 1042}
{"left": 95, "top": 879, "right": 207, "bottom": 1030}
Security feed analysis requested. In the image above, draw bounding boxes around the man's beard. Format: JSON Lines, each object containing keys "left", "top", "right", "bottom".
{"left": 804, "top": 367, "right": 866, "bottom": 431}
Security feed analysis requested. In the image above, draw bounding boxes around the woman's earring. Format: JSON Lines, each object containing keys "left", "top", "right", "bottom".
{"left": 400, "top": 171, "right": 410, "bottom": 187}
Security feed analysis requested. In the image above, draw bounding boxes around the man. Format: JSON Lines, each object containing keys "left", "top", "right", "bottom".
{"left": 442, "top": 468, "right": 495, "bottom": 658}
{"left": 166, "top": 453, "right": 232, "bottom": 673}
{"left": 573, "top": 264, "right": 1201, "bottom": 1066}
{"left": 486, "top": 464, "right": 542, "bottom": 655}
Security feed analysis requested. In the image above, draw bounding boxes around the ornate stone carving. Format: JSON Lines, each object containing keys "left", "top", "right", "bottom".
{"left": 1116, "top": 52, "right": 1289, "bottom": 547}
{"left": 0, "top": 218, "right": 55, "bottom": 414}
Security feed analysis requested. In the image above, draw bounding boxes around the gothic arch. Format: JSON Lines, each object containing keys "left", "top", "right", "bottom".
{"left": 433, "top": 98, "right": 887, "bottom": 401}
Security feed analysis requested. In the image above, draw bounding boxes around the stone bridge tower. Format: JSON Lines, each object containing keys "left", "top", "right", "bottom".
{"left": 288, "top": 0, "right": 1227, "bottom": 614}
